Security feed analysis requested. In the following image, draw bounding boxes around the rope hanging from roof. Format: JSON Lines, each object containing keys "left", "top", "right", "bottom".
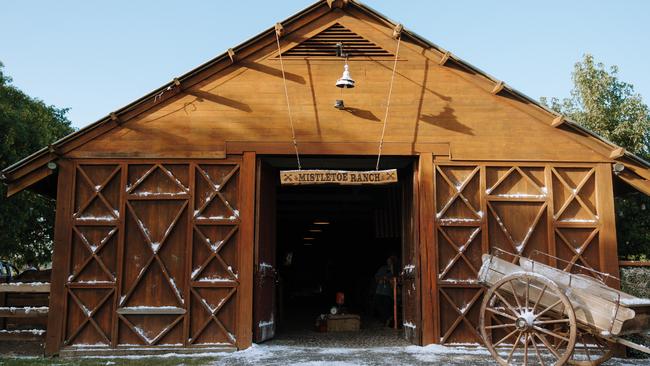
{"left": 275, "top": 24, "right": 302, "bottom": 170}
{"left": 375, "top": 33, "right": 401, "bottom": 171}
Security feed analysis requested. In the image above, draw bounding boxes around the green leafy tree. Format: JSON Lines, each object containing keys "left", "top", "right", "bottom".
{"left": 0, "top": 62, "right": 74, "bottom": 268}
{"left": 541, "top": 54, "right": 650, "bottom": 259}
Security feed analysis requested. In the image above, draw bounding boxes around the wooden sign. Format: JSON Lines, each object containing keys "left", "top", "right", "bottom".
{"left": 280, "top": 169, "right": 398, "bottom": 185}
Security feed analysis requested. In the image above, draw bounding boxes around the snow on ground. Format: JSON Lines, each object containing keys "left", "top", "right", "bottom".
{"left": 203, "top": 344, "right": 644, "bottom": 366}
{"left": 12, "top": 342, "right": 645, "bottom": 365}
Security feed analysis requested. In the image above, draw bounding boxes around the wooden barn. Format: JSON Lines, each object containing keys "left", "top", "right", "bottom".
{"left": 3, "top": 0, "right": 650, "bottom": 356}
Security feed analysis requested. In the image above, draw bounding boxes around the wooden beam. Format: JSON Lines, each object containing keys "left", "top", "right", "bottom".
{"left": 491, "top": 81, "right": 505, "bottom": 95}
{"left": 616, "top": 169, "right": 650, "bottom": 196}
{"left": 48, "top": 144, "right": 59, "bottom": 156}
{"left": 596, "top": 163, "right": 620, "bottom": 287}
{"left": 59, "top": 345, "right": 236, "bottom": 357}
{"left": 6, "top": 165, "right": 54, "bottom": 197}
{"left": 227, "top": 48, "right": 236, "bottom": 63}
{"left": 0, "top": 283, "right": 50, "bottom": 293}
{"left": 418, "top": 153, "right": 436, "bottom": 345}
{"left": 65, "top": 150, "right": 227, "bottom": 159}
{"left": 236, "top": 152, "right": 255, "bottom": 350}
{"left": 45, "top": 159, "right": 74, "bottom": 356}
{"left": 225, "top": 141, "right": 450, "bottom": 156}
{"left": 619, "top": 260, "right": 650, "bottom": 267}
{"left": 438, "top": 51, "right": 451, "bottom": 66}
{"left": 0, "top": 330, "right": 45, "bottom": 341}
{"left": 610, "top": 147, "right": 626, "bottom": 159}
{"left": 551, "top": 115, "right": 565, "bottom": 128}
{"left": 326, "top": 0, "right": 349, "bottom": 8}
{"left": 274, "top": 23, "right": 284, "bottom": 37}
{"left": 392, "top": 24, "right": 404, "bottom": 39}
{"left": 116, "top": 307, "right": 186, "bottom": 315}
{"left": 109, "top": 112, "right": 121, "bottom": 125}
{"left": 0, "top": 307, "right": 48, "bottom": 317}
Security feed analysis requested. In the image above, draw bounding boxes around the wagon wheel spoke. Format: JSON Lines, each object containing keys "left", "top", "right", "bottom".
{"left": 486, "top": 306, "right": 518, "bottom": 321}
{"left": 485, "top": 322, "right": 517, "bottom": 330}
{"left": 568, "top": 329, "right": 614, "bottom": 366}
{"left": 494, "top": 328, "right": 520, "bottom": 347}
{"left": 508, "top": 279, "right": 523, "bottom": 310}
{"left": 535, "top": 333, "right": 561, "bottom": 360}
{"left": 523, "top": 332, "right": 529, "bottom": 365}
{"left": 531, "top": 336, "right": 547, "bottom": 366}
{"left": 505, "top": 330, "right": 523, "bottom": 364}
{"left": 534, "top": 319, "right": 571, "bottom": 326}
{"left": 534, "top": 298, "right": 563, "bottom": 320}
{"left": 532, "top": 284, "right": 547, "bottom": 313}
{"left": 493, "top": 291, "right": 520, "bottom": 318}
{"left": 525, "top": 276, "right": 530, "bottom": 311}
{"left": 533, "top": 325, "right": 570, "bottom": 343}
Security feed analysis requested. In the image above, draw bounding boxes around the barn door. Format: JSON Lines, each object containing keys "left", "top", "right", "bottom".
{"left": 253, "top": 160, "right": 278, "bottom": 342}
{"left": 401, "top": 163, "right": 421, "bottom": 344}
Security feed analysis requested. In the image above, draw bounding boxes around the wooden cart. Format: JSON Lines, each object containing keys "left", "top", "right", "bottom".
{"left": 477, "top": 249, "right": 650, "bottom": 366}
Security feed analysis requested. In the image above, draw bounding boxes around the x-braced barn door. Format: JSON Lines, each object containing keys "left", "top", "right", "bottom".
{"left": 62, "top": 160, "right": 250, "bottom": 350}
{"left": 253, "top": 160, "right": 278, "bottom": 342}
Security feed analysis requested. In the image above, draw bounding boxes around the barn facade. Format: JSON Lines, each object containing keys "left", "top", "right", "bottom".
{"left": 3, "top": 0, "right": 650, "bottom": 356}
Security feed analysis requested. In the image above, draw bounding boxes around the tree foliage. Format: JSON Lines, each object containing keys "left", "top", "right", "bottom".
{"left": 0, "top": 62, "right": 74, "bottom": 267}
{"left": 541, "top": 54, "right": 650, "bottom": 259}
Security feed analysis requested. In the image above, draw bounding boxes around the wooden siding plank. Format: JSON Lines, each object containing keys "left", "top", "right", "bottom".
{"left": 0, "top": 307, "right": 48, "bottom": 317}
{"left": 0, "top": 284, "right": 50, "bottom": 293}
{"left": 0, "top": 330, "right": 45, "bottom": 341}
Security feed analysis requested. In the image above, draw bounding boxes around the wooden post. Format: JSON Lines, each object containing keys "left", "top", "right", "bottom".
{"left": 418, "top": 153, "right": 436, "bottom": 344}
{"left": 236, "top": 152, "right": 256, "bottom": 349}
{"left": 596, "top": 163, "right": 620, "bottom": 286}
{"left": 0, "top": 292, "right": 5, "bottom": 330}
{"left": 392, "top": 277, "right": 397, "bottom": 330}
{"left": 45, "top": 159, "right": 74, "bottom": 356}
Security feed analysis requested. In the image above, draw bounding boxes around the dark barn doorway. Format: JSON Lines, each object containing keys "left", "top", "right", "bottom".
{"left": 253, "top": 157, "right": 420, "bottom": 347}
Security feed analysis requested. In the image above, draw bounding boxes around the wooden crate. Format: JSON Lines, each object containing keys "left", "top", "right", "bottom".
{"left": 326, "top": 314, "right": 360, "bottom": 332}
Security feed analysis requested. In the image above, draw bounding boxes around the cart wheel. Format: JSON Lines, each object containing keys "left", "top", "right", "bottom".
{"left": 567, "top": 329, "right": 613, "bottom": 366}
{"left": 479, "top": 272, "right": 577, "bottom": 366}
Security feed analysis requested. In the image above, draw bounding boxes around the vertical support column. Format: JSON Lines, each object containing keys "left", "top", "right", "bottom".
{"left": 236, "top": 152, "right": 256, "bottom": 349}
{"left": 544, "top": 165, "right": 557, "bottom": 267}
{"left": 596, "top": 163, "right": 619, "bottom": 286}
{"left": 418, "top": 153, "right": 436, "bottom": 344}
{"left": 45, "top": 159, "right": 74, "bottom": 356}
{"left": 182, "top": 163, "right": 196, "bottom": 345}
{"left": 111, "top": 163, "right": 127, "bottom": 347}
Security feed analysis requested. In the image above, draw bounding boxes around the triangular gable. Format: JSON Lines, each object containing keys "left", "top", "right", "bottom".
{"left": 279, "top": 23, "right": 393, "bottom": 58}
{"left": 3, "top": 0, "right": 650, "bottom": 197}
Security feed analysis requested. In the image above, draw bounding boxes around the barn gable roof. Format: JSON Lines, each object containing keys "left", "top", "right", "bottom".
{"left": 2, "top": 0, "right": 650, "bottom": 197}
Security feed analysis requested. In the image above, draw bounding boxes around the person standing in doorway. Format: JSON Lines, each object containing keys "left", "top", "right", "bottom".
{"left": 374, "top": 255, "right": 397, "bottom": 327}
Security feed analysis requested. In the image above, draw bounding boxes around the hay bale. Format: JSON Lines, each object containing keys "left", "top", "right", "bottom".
{"left": 621, "top": 267, "right": 650, "bottom": 299}
{"left": 621, "top": 266, "right": 650, "bottom": 358}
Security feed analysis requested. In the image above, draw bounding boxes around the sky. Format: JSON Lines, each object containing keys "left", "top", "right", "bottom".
{"left": 2, "top": 0, "right": 650, "bottom": 129}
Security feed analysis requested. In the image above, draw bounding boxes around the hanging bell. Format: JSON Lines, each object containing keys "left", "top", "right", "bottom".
{"left": 335, "top": 63, "right": 355, "bottom": 89}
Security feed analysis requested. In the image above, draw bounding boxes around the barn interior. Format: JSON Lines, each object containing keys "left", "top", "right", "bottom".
{"left": 266, "top": 157, "right": 413, "bottom": 341}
